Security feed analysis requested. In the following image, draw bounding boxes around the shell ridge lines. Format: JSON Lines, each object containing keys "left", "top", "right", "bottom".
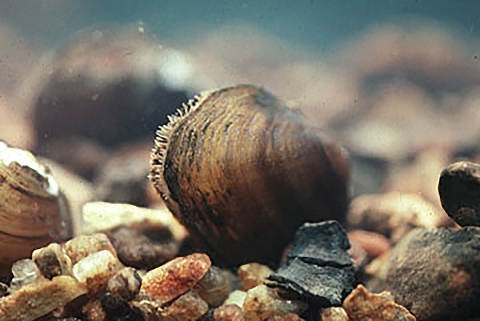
{"left": 150, "top": 90, "right": 211, "bottom": 202}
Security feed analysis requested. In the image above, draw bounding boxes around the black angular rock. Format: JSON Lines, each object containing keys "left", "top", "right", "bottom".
{"left": 268, "top": 221, "right": 355, "bottom": 307}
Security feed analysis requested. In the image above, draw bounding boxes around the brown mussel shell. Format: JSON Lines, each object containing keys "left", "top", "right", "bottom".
{"left": 150, "top": 84, "right": 349, "bottom": 266}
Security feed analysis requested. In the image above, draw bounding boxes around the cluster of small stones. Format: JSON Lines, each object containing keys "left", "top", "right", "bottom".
{"left": 345, "top": 160, "right": 480, "bottom": 321}
{"left": 0, "top": 231, "right": 422, "bottom": 321}
{"left": 0, "top": 234, "right": 305, "bottom": 321}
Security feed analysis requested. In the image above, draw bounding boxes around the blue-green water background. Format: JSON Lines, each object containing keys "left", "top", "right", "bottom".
{"left": 2, "top": 0, "right": 480, "bottom": 50}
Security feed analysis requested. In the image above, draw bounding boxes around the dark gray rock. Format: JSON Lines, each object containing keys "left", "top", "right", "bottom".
{"left": 373, "top": 227, "right": 480, "bottom": 321}
{"left": 439, "top": 161, "right": 480, "bottom": 227}
{"left": 268, "top": 221, "right": 355, "bottom": 307}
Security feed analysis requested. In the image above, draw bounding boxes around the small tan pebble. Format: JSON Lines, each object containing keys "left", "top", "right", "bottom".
{"left": 72, "top": 250, "right": 122, "bottom": 294}
{"left": 9, "top": 259, "right": 46, "bottom": 292}
{"left": 0, "top": 275, "right": 87, "bottom": 321}
{"left": 107, "top": 226, "right": 180, "bottom": 270}
{"left": 347, "top": 192, "right": 444, "bottom": 243}
{"left": 82, "top": 202, "right": 187, "bottom": 243}
{"left": 243, "top": 285, "right": 308, "bottom": 321}
{"left": 194, "top": 266, "right": 237, "bottom": 307}
{"left": 83, "top": 202, "right": 186, "bottom": 270}
{"left": 141, "top": 253, "right": 211, "bottom": 306}
{"left": 63, "top": 233, "right": 117, "bottom": 265}
{"left": 237, "top": 263, "right": 273, "bottom": 291}
{"left": 320, "top": 307, "right": 349, "bottom": 321}
{"left": 33, "top": 243, "right": 73, "bottom": 279}
{"left": 224, "top": 290, "right": 247, "bottom": 307}
{"left": 162, "top": 291, "right": 209, "bottom": 321}
{"left": 101, "top": 267, "right": 142, "bottom": 309}
{"left": 343, "top": 284, "right": 415, "bottom": 321}
{"left": 348, "top": 230, "right": 391, "bottom": 259}
{"left": 214, "top": 304, "right": 245, "bottom": 321}
{"left": 266, "top": 313, "right": 304, "bottom": 321}
{"left": 82, "top": 299, "right": 107, "bottom": 321}
{"left": 129, "top": 299, "right": 164, "bottom": 321}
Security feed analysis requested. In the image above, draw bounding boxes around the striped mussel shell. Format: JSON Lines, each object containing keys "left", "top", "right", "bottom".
{"left": 150, "top": 84, "right": 349, "bottom": 266}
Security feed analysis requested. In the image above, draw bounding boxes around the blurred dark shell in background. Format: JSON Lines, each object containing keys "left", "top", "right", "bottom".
{"left": 31, "top": 24, "right": 207, "bottom": 152}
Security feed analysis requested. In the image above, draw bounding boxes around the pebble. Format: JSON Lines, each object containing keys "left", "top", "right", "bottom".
{"left": 161, "top": 291, "right": 209, "bottom": 321}
{"left": 242, "top": 284, "right": 308, "bottom": 321}
{"left": 63, "top": 233, "right": 117, "bottom": 265}
{"left": 141, "top": 253, "right": 211, "bottom": 306}
{"left": 369, "top": 227, "right": 480, "bottom": 320}
{"left": 438, "top": 161, "right": 480, "bottom": 226}
{"left": 72, "top": 250, "right": 123, "bottom": 294}
{"left": 9, "top": 259, "right": 45, "bottom": 292}
{"left": 193, "top": 266, "right": 237, "bottom": 307}
{"left": 33, "top": 243, "right": 73, "bottom": 279}
{"left": 224, "top": 290, "right": 247, "bottom": 307}
{"left": 0, "top": 275, "right": 87, "bottom": 321}
{"left": 343, "top": 285, "right": 415, "bottom": 321}
{"left": 320, "top": 307, "right": 349, "bottom": 321}
{"left": 101, "top": 267, "right": 142, "bottom": 309}
{"left": 237, "top": 263, "right": 273, "bottom": 291}
{"left": 214, "top": 304, "right": 245, "bottom": 321}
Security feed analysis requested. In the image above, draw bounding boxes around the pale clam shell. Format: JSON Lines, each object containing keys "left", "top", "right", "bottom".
{"left": 0, "top": 141, "right": 71, "bottom": 275}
